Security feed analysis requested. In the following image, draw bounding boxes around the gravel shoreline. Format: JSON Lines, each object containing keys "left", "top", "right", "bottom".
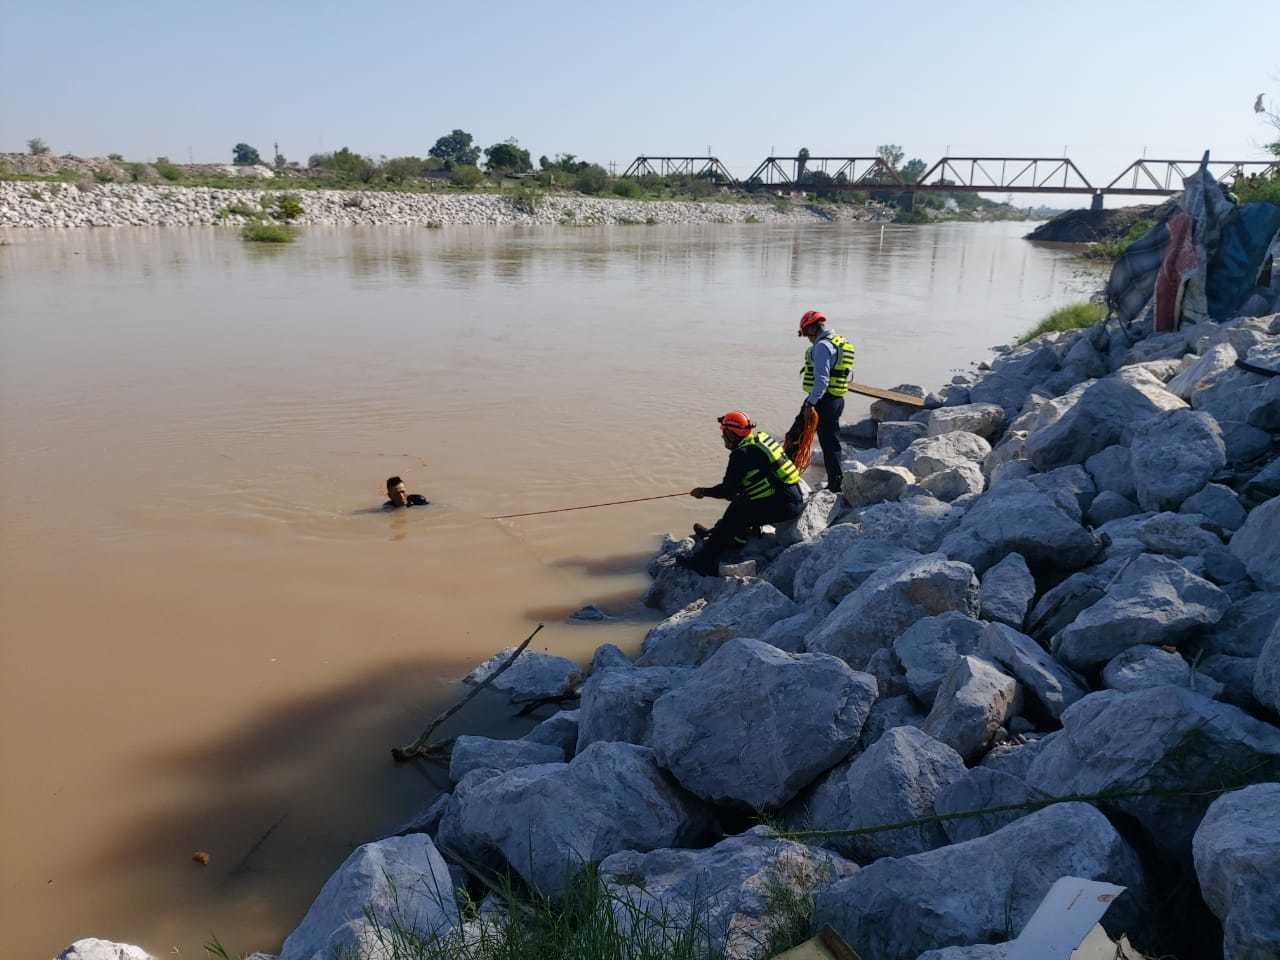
{"left": 0, "top": 181, "right": 891, "bottom": 230}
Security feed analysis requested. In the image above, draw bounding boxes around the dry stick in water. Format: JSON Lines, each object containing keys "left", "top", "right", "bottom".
{"left": 391, "top": 624, "right": 544, "bottom": 763}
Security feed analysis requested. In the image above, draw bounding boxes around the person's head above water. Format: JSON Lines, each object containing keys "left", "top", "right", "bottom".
{"left": 386, "top": 476, "right": 409, "bottom": 508}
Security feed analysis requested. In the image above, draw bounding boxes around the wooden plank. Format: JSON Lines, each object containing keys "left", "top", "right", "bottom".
{"left": 845, "top": 381, "right": 926, "bottom": 408}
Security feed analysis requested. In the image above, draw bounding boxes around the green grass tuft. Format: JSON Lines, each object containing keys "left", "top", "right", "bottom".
{"left": 241, "top": 220, "right": 295, "bottom": 243}
{"left": 1017, "top": 301, "right": 1106, "bottom": 344}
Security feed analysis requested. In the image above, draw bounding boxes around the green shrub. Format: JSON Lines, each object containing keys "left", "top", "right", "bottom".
{"left": 894, "top": 207, "right": 931, "bottom": 224}
{"left": 509, "top": 184, "right": 542, "bottom": 215}
{"left": 1084, "top": 217, "right": 1155, "bottom": 261}
{"left": 574, "top": 164, "right": 609, "bottom": 195}
{"left": 1018, "top": 301, "right": 1106, "bottom": 343}
{"left": 745, "top": 214, "right": 761, "bottom": 224}
{"left": 449, "top": 164, "right": 485, "bottom": 188}
{"left": 153, "top": 160, "right": 183, "bottom": 182}
{"left": 107, "top": 153, "right": 124, "bottom": 162}
{"left": 93, "top": 169, "right": 115, "bottom": 183}
{"left": 611, "top": 178, "right": 642, "bottom": 199}
{"left": 241, "top": 220, "right": 295, "bottom": 243}
{"left": 27, "top": 138, "right": 50, "bottom": 156}
{"left": 1236, "top": 173, "right": 1280, "bottom": 204}
{"left": 273, "top": 192, "right": 303, "bottom": 221}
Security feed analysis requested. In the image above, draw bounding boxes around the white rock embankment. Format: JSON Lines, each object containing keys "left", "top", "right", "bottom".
{"left": 0, "top": 181, "right": 875, "bottom": 230}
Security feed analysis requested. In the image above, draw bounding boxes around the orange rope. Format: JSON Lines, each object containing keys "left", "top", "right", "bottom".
{"left": 788, "top": 406, "right": 821, "bottom": 473}
{"left": 488, "top": 492, "right": 690, "bottom": 520}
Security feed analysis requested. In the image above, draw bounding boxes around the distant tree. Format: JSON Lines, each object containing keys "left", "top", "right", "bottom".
{"left": 273, "top": 151, "right": 287, "bottom": 169}
{"left": 382, "top": 156, "right": 428, "bottom": 183}
{"left": 797, "top": 147, "right": 811, "bottom": 180}
{"left": 310, "top": 147, "right": 375, "bottom": 182}
{"left": 429, "top": 129, "right": 481, "bottom": 168}
{"left": 27, "top": 137, "right": 50, "bottom": 156}
{"left": 900, "top": 158, "right": 927, "bottom": 183}
{"left": 574, "top": 163, "right": 610, "bottom": 195}
{"left": 232, "top": 142, "right": 262, "bottom": 165}
{"left": 877, "top": 144, "right": 904, "bottom": 171}
{"left": 449, "top": 164, "right": 484, "bottom": 188}
{"left": 484, "top": 138, "right": 532, "bottom": 174}
{"left": 107, "top": 152, "right": 124, "bottom": 162}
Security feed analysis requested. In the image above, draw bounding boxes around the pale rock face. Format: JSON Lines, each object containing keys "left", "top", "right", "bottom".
{"left": 1128, "top": 409, "right": 1227, "bottom": 511}
{"left": 636, "top": 580, "right": 798, "bottom": 667}
{"left": 449, "top": 736, "right": 567, "bottom": 781}
{"left": 1100, "top": 645, "right": 1224, "bottom": 700}
{"left": 766, "top": 523, "right": 860, "bottom": 599}
{"left": 939, "top": 478, "right": 1102, "bottom": 576}
{"left": 648, "top": 638, "right": 877, "bottom": 810}
{"left": 55, "top": 942, "right": 154, "bottom": 960}
{"left": 576, "top": 664, "right": 692, "bottom": 749}
{"left": 522, "top": 708, "right": 580, "bottom": 755}
{"left": 876, "top": 420, "right": 928, "bottom": 453}
{"left": 279, "top": 835, "right": 458, "bottom": 960}
{"left": 926, "top": 402, "right": 1007, "bottom": 440}
{"left": 436, "top": 742, "right": 711, "bottom": 897}
{"left": 892, "top": 612, "right": 986, "bottom": 706}
{"left": 774, "top": 489, "right": 843, "bottom": 547}
{"left": 842, "top": 464, "right": 915, "bottom": 508}
{"left": 1180, "top": 483, "right": 1247, "bottom": 532}
{"left": 918, "top": 461, "right": 985, "bottom": 502}
{"left": 978, "top": 552, "right": 1035, "bottom": 629}
{"left": 1198, "top": 654, "right": 1262, "bottom": 711}
{"left": 598, "top": 827, "right": 856, "bottom": 960}
{"left": 1025, "top": 463, "right": 1097, "bottom": 522}
{"left": 1204, "top": 591, "right": 1280, "bottom": 658}
{"left": 856, "top": 694, "right": 926, "bottom": 750}
{"left": 922, "top": 655, "right": 1020, "bottom": 761}
{"left": 804, "top": 539, "right": 920, "bottom": 607}
{"left": 795, "top": 726, "right": 966, "bottom": 863}
{"left": 894, "top": 431, "right": 992, "bottom": 479}
{"left": 1230, "top": 496, "right": 1280, "bottom": 590}
{"left": 1193, "top": 784, "right": 1280, "bottom": 960}
{"left": 1087, "top": 489, "right": 1141, "bottom": 525}
{"left": 1025, "top": 687, "right": 1280, "bottom": 862}
{"left": 806, "top": 554, "right": 980, "bottom": 671}
{"left": 1084, "top": 444, "right": 1138, "bottom": 501}
{"left": 851, "top": 495, "right": 967, "bottom": 554}
{"left": 813, "top": 803, "right": 1148, "bottom": 960}
{"left": 1051, "top": 553, "right": 1230, "bottom": 670}
{"left": 978, "top": 622, "right": 1088, "bottom": 721}
{"left": 1166, "top": 341, "right": 1238, "bottom": 400}
{"left": 1254, "top": 617, "right": 1280, "bottom": 714}
{"left": 934, "top": 766, "right": 1050, "bottom": 844}
{"left": 462, "top": 647, "right": 580, "bottom": 702}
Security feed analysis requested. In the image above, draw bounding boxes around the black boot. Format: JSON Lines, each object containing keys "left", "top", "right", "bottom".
{"left": 676, "top": 549, "right": 720, "bottom": 577}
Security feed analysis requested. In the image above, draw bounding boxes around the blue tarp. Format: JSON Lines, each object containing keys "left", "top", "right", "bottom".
{"left": 1207, "top": 201, "right": 1280, "bottom": 319}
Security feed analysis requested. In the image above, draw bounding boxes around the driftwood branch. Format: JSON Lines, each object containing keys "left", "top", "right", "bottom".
{"left": 392, "top": 624, "right": 544, "bottom": 763}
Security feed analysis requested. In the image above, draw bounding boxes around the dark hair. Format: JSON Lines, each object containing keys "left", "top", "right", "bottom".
{"left": 386, "top": 476, "right": 404, "bottom": 491}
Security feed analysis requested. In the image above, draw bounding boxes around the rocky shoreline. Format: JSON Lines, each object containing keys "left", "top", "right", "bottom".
{"left": 0, "top": 181, "right": 889, "bottom": 230}
{"left": 62, "top": 307, "right": 1280, "bottom": 960}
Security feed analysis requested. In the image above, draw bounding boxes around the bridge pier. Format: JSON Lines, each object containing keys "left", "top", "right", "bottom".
{"left": 901, "top": 191, "right": 915, "bottom": 211}
{"left": 1090, "top": 191, "right": 1105, "bottom": 211}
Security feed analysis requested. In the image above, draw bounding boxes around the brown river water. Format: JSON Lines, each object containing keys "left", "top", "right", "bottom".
{"left": 0, "top": 221, "right": 1102, "bottom": 957}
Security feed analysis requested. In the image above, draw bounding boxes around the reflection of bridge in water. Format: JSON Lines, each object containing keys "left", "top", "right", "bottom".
{"left": 622, "top": 155, "right": 1280, "bottom": 209}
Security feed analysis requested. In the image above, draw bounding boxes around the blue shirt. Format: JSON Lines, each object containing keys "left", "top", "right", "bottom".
{"left": 806, "top": 334, "right": 839, "bottom": 405}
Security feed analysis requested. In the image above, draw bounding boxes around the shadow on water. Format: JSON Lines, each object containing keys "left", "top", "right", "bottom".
{"left": 548, "top": 550, "right": 655, "bottom": 577}
{"left": 75, "top": 657, "right": 542, "bottom": 956}
{"left": 523, "top": 586, "right": 652, "bottom": 624}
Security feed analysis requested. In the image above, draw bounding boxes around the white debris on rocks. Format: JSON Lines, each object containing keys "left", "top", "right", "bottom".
{"left": 0, "top": 180, "right": 870, "bottom": 230}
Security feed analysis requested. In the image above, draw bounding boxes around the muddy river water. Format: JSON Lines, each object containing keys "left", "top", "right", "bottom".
{"left": 0, "top": 221, "right": 1101, "bottom": 956}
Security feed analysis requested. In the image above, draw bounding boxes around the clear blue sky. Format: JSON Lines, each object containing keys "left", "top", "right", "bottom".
{"left": 1, "top": 0, "right": 1276, "bottom": 184}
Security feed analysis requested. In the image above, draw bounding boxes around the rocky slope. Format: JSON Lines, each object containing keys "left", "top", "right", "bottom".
{"left": 57, "top": 311, "right": 1280, "bottom": 960}
{"left": 0, "top": 181, "right": 885, "bottom": 230}
{"left": 1025, "top": 200, "right": 1171, "bottom": 243}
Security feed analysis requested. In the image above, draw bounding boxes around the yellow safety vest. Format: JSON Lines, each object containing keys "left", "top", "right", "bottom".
{"left": 802, "top": 334, "right": 855, "bottom": 397}
{"left": 737, "top": 431, "right": 802, "bottom": 500}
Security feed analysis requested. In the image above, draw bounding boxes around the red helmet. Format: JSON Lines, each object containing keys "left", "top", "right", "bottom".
{"left": 717, "top": 411, "right": 753, "bottom": 438}
{"left": 798, "top": 309, "right": 827, "bottom": 335}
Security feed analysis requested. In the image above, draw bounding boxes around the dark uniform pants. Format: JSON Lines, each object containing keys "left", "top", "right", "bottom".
{"left": 702, "top": 491, "right": 805, "bottom": 563}
{"left": 815, "top": 394, "right": 845, "bottom": 491}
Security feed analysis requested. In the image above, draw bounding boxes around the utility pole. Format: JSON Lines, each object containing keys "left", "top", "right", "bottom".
{"left": 609, "top": 160, "right": 617, "bottom": 176}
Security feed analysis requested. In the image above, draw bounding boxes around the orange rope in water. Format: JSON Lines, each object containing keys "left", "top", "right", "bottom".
{"left": 488, "top": 492, "right": 690, "bottom": 520}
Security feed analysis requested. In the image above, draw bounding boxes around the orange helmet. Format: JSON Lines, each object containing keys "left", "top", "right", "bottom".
{"left": 798, "top": 309, "right": 826, "bottom": 335}
{"left": 717, "top": 411, "right": 753, "bottom": 438}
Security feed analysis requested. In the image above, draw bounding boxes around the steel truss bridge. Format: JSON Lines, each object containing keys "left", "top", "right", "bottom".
{"left": 622, "top": 155, "right": 1279, "bottom": 208}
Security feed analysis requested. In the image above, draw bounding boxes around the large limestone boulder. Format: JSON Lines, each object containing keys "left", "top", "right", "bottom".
{"left": 795, "top": 726, "right": 965, "bottom": 863}
{"left": 895, "top": 431, "right": 992, "bottom": 479}
{"left": 1026, "top": 463, "right": 1097, "bottom": 522}
{"left": 918, "top": 461, "right": 985, "bottom": 502}
{"left": 922, "top": 655, "right": 1020, "bottom": 761}
{"left": 636, "top": 580, "right": 797, "bottom": 667}
{"left": 645, "top": 537, "right": 747, "bottom": 614}
{"left": 599, "top": 827, "right": 856, "bottom": 960}
{"left": 926, "top": 403, "right": 1007, "bottom": 440}
{"left": 577, "top": 664, "right": 691, "bottom": 749}
{"left": 852, "top": 495, "right": 967, "bottom": 553}
{"left": 938, "top": 479, "right": 1102, "bottom": 575}
{"left": 279, "top": 835, "right": 458, "bottom": 960}
{"left": 1085, "top": 444, "right": 1138, "bottom": 501}
{"left": 1025, "top": 366, "right": 1186, "bottom": 471}
{"left": 648, "top": 638, "right": 877, "bottom": 810}
{"left": 857, "top": 694, "right": 926, "bottom": 750}
{"left": 1255, "top": 618, "right": 1280, "bottom": 714}
{"left": 813, "top": 803, "right": 1148, "bottom": 960}
{"left": 1203, "top": 591, "right": 1280, "bottom": 657}
{"left": 842, "top": 464, "right": 914, "bottom": 508}
{"left": 892, "top": 612, "right": 986, "bottom": 706}
{"left": 806, "top": 554, "right": 980, "bottom": 670}
{"left": 449, "top": 736, "right": 567, "bottom": 781}
{"left": 1193, "top": 783, "right": 1280, "bottom": 960}
{"left": 1180, "top": 483, "right": 1246, "bottom": 532}
{"left": 522, "top": 708, "right": 579, "bottom": 755}
{"left": 877, "top": 420, "right": 927, "bottom": 452}
{"left": 765, "top": 524, "right": 859, "bottom": 599}
{"left": 978, "top": 622, "right": 1088, "bottom": 721}
{"left": 978, "top": 552, "right": 1035, "bottom": 628}
{"left": 969, "top": 341, "right": 1062, "bottom": 415}
{"left": 1230, "top": 496, "right": 1280, "bottom": 590}
{"left": 1087, "top": 490, "right": 1141, "bottom": 525}
{"left": 934, "top": 766, "right": 1051, "bottom": 844}
{"left": 436, "top": 743, "right": 710, "bottom": 897}
{"left": 462, "top": 647, "right": 580, "bottom": 703}
{"left": 1051, "top": 553, "right": 1229, "bottom": 670}
{"left": 775, "top": 489, "right": 843, "bottom": 547}
{"left": 1198, "top": 654, "right": 1262, "bottom": 711}
{"left": 804, "top": 540, "right": 921, "bottom": 606}
{"left": 1101, "top": 646, "right": 1223, "bottom": 699}
{"left": 758, "top": 609, "right": 823, "bottom": 654}
{"left": 1025, "top": 687, "right": 1280, "bottom": 861}
{"left": 55, "top": 943, "right": 153, "bottom": 960}
{"left": 1129, "top": 409, "right": 1226, "bottom": 511}
{"left": 1024, "top": 553, "right": 1134, "bottom": 642}
{"left": 869, "top": 383, "right": 926, "bottom": 421}
{"left": 1167, "top": 341, "right": 1237, "bottom": 399}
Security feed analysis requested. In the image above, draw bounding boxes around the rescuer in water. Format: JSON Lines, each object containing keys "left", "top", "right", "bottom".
{"left": 796, "top": 309, "right": 855, "bottom": 493}
{"left": 679, "top": 412, "right": 804, "bottom": 576}
{"left": 384, "top": 475, "right": 430, "bottom": 509}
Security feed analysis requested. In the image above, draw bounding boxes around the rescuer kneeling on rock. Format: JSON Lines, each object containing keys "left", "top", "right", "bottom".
{"left": 679, "top": 411, "right": 805, "bottom": 576}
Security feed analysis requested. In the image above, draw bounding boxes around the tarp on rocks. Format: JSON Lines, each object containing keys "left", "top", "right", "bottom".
{"left": 1206, "top": 202, "right": 1280, "bottom": 319}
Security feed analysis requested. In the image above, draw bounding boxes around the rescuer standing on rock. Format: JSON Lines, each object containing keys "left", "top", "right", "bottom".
{"left": 797, "top": 309, "right": 855, "bottom": 493}
{"left": 679, "top": 412, "right": 805, "bottom": 576}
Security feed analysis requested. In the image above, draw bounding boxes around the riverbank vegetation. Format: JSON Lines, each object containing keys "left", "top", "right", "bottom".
{"left": 1018, "top": 301, "right": 1107, "bottom": 343}
{"left": 1082, "top": 217, "right": 1156, "bottom": 261}
{"left": 240, "top": 221, "right": 295, "bottom": 243}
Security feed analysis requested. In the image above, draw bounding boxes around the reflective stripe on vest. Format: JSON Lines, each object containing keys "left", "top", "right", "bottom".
{"left": 802, "top": 333, "right": 856, "bottom": 397}
{"left": 737, "top": 430, "right": 802, "bottom": 500}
